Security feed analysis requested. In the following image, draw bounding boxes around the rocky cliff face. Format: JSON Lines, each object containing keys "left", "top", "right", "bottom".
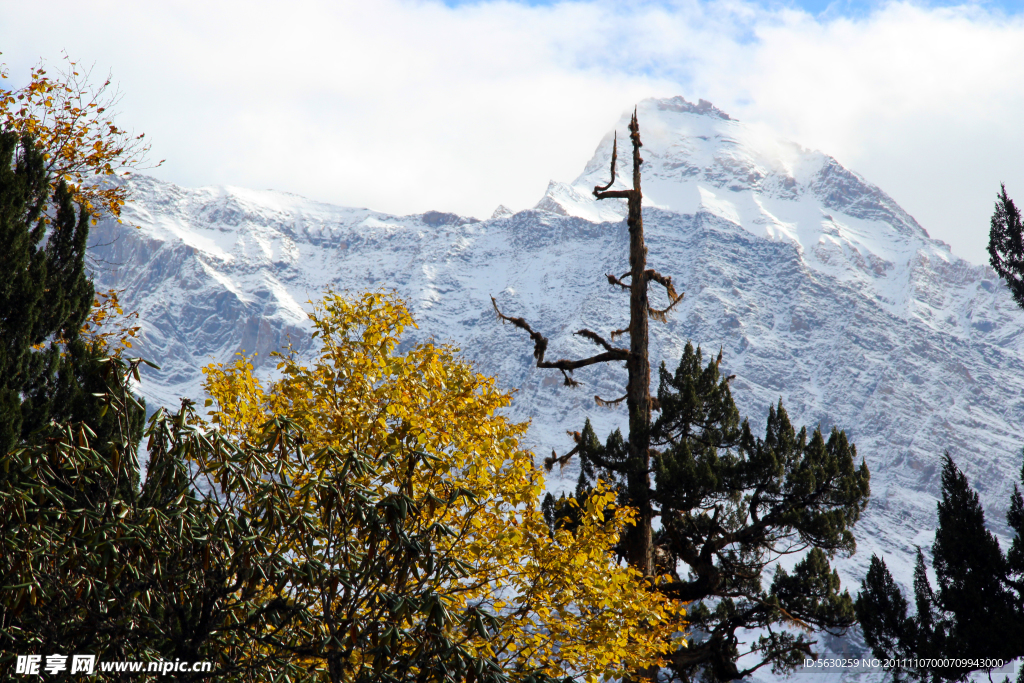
{"left": 88, "top": 96, "right": 1024, "bottom": 665}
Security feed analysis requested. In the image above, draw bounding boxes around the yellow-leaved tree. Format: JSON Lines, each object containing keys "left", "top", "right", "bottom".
{"left": 0, "top": 52, "right": 161, "bottom": 221}
{"left": 201, "top": 290, "right": 685, "bottom": 682}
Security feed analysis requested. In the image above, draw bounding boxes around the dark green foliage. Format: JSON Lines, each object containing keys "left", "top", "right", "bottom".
{"left": 772, "top": 549, "right": 855, "bottom": 628}
{"left": 1009, "top": 458, "right": 1024, "bottom": 591}
{"left": 0, "top": 128, "right": 141, "bottom": 461}
{"left": 933, "top": 455, "right": 1016, "bottom": 661}
{"left": 989, "top": 184, "right": 1024, "bottom": 310}
{"left": 575, "top": 343, "right": 870, "bottom": 682}
{"left": 911, "top": 549, "right": 941, "bottom": 664}
{"left": 856, "top": 556, "right": 913, "bottom": 666}
{"left": 855, "top": 455, "right": 1024, "bottom": 682}
{"left": 0, "top": 358, "right": 204, "bottom": 677}
{"left": 0, "top": 129, "right": 51, "bottom": 452}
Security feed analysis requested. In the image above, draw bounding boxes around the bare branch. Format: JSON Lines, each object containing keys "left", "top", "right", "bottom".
{"left": 648, "top": 297, "right": 684, "bottom": 323}
{"left": 594, "top": 394, "right": 626, "bottom": 408}
{"left": 544, "top": 431, "right": 583, "bottom": 471}
{"left": 645, "top": 269, "right": 682, "bottom": 301}
{"left": 573, "top": 328, "right": 624, "bottom": 355}
{"left": 593, "top": 132, "right": 618, "bottom": 194}
{"left": 609, "top": 327, "right": 629, "bottom": 341}
{"left": 645, "top": 268, "right": 685, "bottom": 322}
{"left": 491, "top": 296, "right": 629, "bottom": 388}
{"left": 545, "top": 445, "right": 580, "bottom": 471}
{"left": 491, "top": 295, "right": 548, "bottom": 363}
{"left": 605, "top": 272, "right": 630, "bottom": 290}
{"left": 594, "top": 189, "right": 631, "bottom": 200}
{"left": 546, "top": 350, "right": 630, "bottom": 374}
{"left": 559, "top": 369, "right": 579, "bottom": 388}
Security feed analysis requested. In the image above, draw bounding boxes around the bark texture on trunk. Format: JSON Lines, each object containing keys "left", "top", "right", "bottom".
{"left": 623, "top": 114, "right": 653, "bottom": 578}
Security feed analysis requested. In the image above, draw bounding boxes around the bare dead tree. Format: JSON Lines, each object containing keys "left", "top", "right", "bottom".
{"left": 494, "top": 110, "right": 870, "bottom": 683}
{"left": 492, "top": 110, "right": 683, "bottom": 577}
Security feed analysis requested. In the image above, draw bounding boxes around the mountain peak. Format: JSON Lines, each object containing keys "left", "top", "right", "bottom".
{"left": 649, "top": 95, "right": 734, "bottom": 121}
{"left": 535, "top": 96, "right": 937, "bottom": 299}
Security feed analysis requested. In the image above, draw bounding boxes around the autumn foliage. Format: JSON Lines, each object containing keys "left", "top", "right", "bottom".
{"left": 0, "top": 53, "right": 160, "bottom": 221}
{"left": 201, "top": 290, "right": 685, "bottom": 681}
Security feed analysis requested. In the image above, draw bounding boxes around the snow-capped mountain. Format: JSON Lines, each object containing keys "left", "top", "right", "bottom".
{"left": 88, "top": 96, "right": 1024, "bottom": 646}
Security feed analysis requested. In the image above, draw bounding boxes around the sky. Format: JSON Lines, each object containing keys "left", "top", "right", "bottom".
{"left": 2, "top": 0, "right": 1023, "bottom": 265}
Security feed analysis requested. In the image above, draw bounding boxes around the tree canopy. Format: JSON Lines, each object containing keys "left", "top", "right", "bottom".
{"left": 202, "top": 291, "right": 685, "bottom": 682}
{"left": 988, "top": 183, "right": 1024, "bottom": 310}
{"left": 0, "top": 127, "right": 143, "bottom": 461}
{"left": 4, "top": 288, "right": 684, "bottom": 682}
{"left": 568, "top": 344, "right": 869, "bottom": 681}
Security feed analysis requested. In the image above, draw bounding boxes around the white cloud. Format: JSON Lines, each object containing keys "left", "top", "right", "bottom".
{"left": 1, "top": 0, "right": 1022, "bottom": 263}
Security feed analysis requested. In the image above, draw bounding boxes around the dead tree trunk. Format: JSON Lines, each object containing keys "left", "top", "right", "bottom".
{"left": 492, "top": 109, "right": 682, "bottom": 579}
{"left": 600, "top": 113, "right": 652, "bottom": 576}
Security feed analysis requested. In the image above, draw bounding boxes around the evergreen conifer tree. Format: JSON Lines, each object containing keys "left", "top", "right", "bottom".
{"left": 933, "top": 455, "right": 1017, "bottom": 665}
{"left": 0, "top": 129, "right": 52, "bottom": 452}
{"left": 911, "top": 548, "right": 940, "bottom": 667}
{"left": 0, "top": 129, "right": 143, "bottom": 459}
{"left": 857, "top": 555, "right": 913, "bottom": 670}
{"left": 1008, "top": 459, "right": 1024, "bottom": 594}
{"left": 574, "top": 344, "right": 870, "bottom": 681}
{"left": 988, "top": 184, "right": 1024, "bottom": 309}
{"left": 855, "top": 455, "right": 1024, "bottom": 681}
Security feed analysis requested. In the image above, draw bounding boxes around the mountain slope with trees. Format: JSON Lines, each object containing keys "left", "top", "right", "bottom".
{"left": 76, "top": 97, "right": 1024, "bottom": 676}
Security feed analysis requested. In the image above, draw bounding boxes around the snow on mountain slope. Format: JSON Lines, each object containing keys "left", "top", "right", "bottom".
{"left": 88, "top": 97, "right": 1024, "bottom": 661}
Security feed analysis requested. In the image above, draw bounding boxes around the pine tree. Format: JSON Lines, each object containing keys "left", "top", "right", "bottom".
{"left": 988, "top": 184, "right": 1024, "bottom": 309}
{"left": 933, "top": 455, "right": 1017, "bottom": 666}
{"left": 1009, "top": 458, "right": 1024, "bottom": 594}
{"left": 911, "top": 548, "right": 940, "bottom": 669}
{"left": 856, "top": 556, "right": 913, "bottom": 672}
{"left": 0, "top": 129, "right": 52, "bottom": 453}
{"left": 0, "top": 129, "right": 143, "bottom": 459}
{"left": 494, "top": 115, "right": 871, "bottom": 681}
{"left": 577, "top": 345, "right": 869, "bottom": 681}
{"left": 855, "top": 455, "right": 1024, "bottom": 681}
